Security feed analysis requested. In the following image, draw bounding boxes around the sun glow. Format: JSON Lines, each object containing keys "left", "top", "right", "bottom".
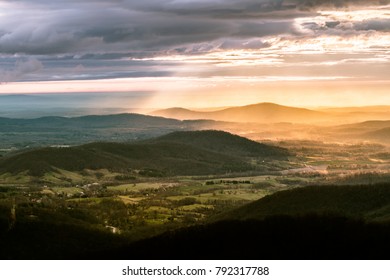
{"left": 268, "top": 34, "right": 390, "bottom": 54}
{"left": 129, "top": 6, "right": 390, "bottom": 76}
{"left": 132, "top": 50, "right": 284, "bottom": 67}
{"left": 321, "top": 5, "right": 390, "bottom": 21}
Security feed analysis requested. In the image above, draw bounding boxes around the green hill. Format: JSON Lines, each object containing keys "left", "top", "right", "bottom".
{"left": 0, "top": 130, "right": 288, "bottom": 177}
{"left": 145, "top": 130, "right": 289, "bottom": 158}
{"left": 0, "top": 143, "right": 248, "bottom": 177}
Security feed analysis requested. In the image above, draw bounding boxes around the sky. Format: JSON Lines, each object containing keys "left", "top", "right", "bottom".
{"left": 0, "top": 0, "right": 390, "bottom": 109}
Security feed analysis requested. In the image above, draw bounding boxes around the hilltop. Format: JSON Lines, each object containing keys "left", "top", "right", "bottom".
{"left": 144, "top": 130, "right": 289, "bottom": 158}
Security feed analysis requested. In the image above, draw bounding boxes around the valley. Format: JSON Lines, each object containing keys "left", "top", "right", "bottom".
{"left": 1, "top": 103, "right": 390, "bottom": 259}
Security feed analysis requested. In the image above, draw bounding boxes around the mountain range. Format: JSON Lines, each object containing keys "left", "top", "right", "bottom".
{"left": 1, "top": 102, "right": 390, "bottom": 151}
{"left": 151, "top": 102, "right": 329, "bottom": 123}
{"left": 151, "top": 102, "right": 390, "bottom": 124}
{"left": 0, "top": 113, "right": 229, "bottom": 149}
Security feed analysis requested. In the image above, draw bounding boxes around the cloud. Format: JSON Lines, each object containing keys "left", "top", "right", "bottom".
{"left": 292, "top": 5, "right": 390, "bottom": 38}
{"left": 0, "top": 58, "right": 43, "bottom": 83}
{"left": 0, "top": 0, "right": 302, "bottom": 56}
{"left": 219, "top": 39, "right": 270, "bottom": 50}
{"left": 0, "top": 0, "right": 389, "bottom": 83}
{"left": 297, "top": 0, "right": 390, "bottom": 9}
{"left": 1, "top": 0, "right": 388, "bottom": 56}
{"left": 354, "top": 19, "right": 390, "bottom": 32}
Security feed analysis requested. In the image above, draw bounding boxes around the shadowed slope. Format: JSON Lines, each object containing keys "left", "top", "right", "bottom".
{"left": 0, "top": 130, "right": 289, "bottom": 177}
{"left": 145, "top": 130, "right": 289, "bottom": 158}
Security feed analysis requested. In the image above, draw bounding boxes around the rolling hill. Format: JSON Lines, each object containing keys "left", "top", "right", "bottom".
{"left": 361, "top": 127, "right": 390, "bottom": 143}
{"left": 334, "top": 120, "right": 390, "bottom": 132}
{"left": 326, "top": 120, "right": 390, "bottom": 143}
{"left": 151, "top": 102, "right": 330, "bottom": 123}
{"left": 144, "top": 130, "right": 289, "bottom": 158}
{"left": 319, "top": 105, "right": 390, "bottom": 113}
{"left": 0, "top": 130, "right": 290, "bottom": 177}
{"left": 0, "top": 113, "right": 232, "bottom": 149}
{"left": 0, "top": 113, "right": 182, "bottom": 130}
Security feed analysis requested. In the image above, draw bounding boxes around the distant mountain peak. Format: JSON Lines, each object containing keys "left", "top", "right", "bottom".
{"left": 150, "top": 102, "right": 328, "bottom": 123}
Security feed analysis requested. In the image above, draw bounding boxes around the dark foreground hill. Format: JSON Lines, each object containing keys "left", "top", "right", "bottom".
{"left": 3, "top": 183, "right": 390, "bottom": 259}
{"left": 112, "top": 215, "right": 390, "bottom": 260}
{"left": 0, "top": 130, "right": 289, "bottom": 177}
{"left": 97, "top": 183, "right": 390, "bottom": 260}
{"left": 217, "top": 183, "right": 390, "bottom": 222}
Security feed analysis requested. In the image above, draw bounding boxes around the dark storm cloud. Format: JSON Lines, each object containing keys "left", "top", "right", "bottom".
{"left": 1, "top": 0, "right": 387, "bottom": 56}
{"left": 0, "top": 0, "right": 303, "bottom": 56}
{"left": 0, "top": 0, "right": 388, "bottom": 82}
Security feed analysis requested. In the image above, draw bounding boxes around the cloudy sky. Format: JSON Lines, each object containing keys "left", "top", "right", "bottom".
{"left": 0, "top": 0, "right": 389, "bottom": 108}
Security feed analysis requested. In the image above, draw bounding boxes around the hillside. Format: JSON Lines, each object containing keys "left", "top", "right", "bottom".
{"left": 152, "top": 102, "right": 330, "bottom": 123}
{"left": 334, "top": 120, "right": 390, "bottom": 133}
{"left": 0, "top": 142, "right": 248, "bottom": 177}
{"left": 144, "top": 130, "right": 289, "bottom": 158}
{"left": 217, "top": 183, "right": 390, "bottom": 222}
{"left": 326, "top": 121, "right": 390, "bottom": 143}
{"left": 0, "top": 130, "right": 288, "bottom": 177}
{"left": 99, "top": 183, "right": 390, "bottom": 260}
{"left": 361, "top": 127, "right": 390, "bottom": 143}
{"left": 109, "top": 215, "right": 390, "bottom": 260}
